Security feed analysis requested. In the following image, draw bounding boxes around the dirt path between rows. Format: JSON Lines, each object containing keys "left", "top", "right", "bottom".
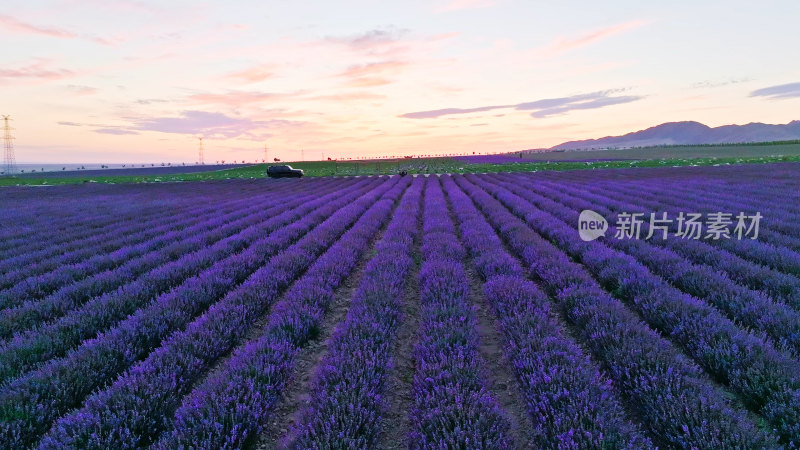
{"left": 255, "top": 254, "right": 368, "bottom": 449}
{"left": 443, "top": 177, "right": 534, "bottom": 449}
{"left": 257, "top": 193, "right": 407, "bottom": 448}
{"left": 375, "top": 190, "right": 424, "bottom": 450}
{"left": 464, "top": 262, "right": 535, "bottom": 449}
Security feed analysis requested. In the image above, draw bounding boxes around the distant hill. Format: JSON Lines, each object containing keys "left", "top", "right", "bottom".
{"left": 552, "top": 120, "right": 800, "bottom": 150}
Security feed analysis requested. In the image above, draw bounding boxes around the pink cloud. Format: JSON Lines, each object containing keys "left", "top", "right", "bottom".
{"left": 68, "top": 0, "right": 162, "bottom": 14}
{"left": 437, "top": 0, "right": 496, "bottom": 12}
{"left": 320, "top": 28, "right": 458, "bottom": 62}
{"left": 309, "top": 92, "right": 386, "bottom": 102}
{"left": 547, "top": 20, "right": 648, "bottom": 54}
{"left": 346, "top": 77, "right": 392, "bottom": 88}
{"left": 224, "top": 66, "right": 275, "bottom": 84}
{"left": 130, "top": 110, "right": 288, "bottom": 140}
{"left": 188, "top": 91, "right": 290, "bottom": 106}
{"left": 400, "top": 89, "right": 642, "bottom": 119}
{"left": 0, "top": 14, "right": 112, "bottom": 45}
{"left": 325, "top": 27, "right": 409, "bottom": 51}
{"left": 93, "top": 128, "right": 139, "bottom": 135}
{"left": 750, "top": 82, "right": 800, "bottom": 99}
{"left": 0, "top": 14, "right": 76, "bottom": 39}
{"left": 0, "top": 60, "right": 74, "bottom": 82}
{"left": 339, "top": 61, "right": 408, "bottom": 78}
{"left": 65, "top": 85, "right": 98, "bottom": 96}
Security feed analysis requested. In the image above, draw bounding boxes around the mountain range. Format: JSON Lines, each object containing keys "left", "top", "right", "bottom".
{"left": 551, "top": 120, "right": 800, "bottom": 150}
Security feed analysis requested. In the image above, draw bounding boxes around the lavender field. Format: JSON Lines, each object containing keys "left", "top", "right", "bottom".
{"left": 1, "top": 163, "right": 799, "bottom": 449}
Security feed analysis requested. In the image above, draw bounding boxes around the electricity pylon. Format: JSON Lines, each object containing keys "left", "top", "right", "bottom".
{"left": 2, "top": 116, "right": 15, "bottom": 175}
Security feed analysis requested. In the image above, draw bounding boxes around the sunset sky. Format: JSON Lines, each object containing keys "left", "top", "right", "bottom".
{"left": 2, "top": 0, "right": 800, "bottom": 163}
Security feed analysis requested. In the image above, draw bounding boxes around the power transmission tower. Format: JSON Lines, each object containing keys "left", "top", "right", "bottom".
{"left": 264, "top": 144, "right": 268, "bottom": 162}
{"left": 197, "top": 137, "right": 204, "bottom": 164}
{"left": 300, "top": 148, "right": 304, "bottom": 162}
{"left": 2, "top": 115, "right": 15, "bottom": 175}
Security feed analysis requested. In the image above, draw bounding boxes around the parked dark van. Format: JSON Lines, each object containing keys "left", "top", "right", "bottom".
{"left": 267, "top": 165, "right": 304, "bottom": 178}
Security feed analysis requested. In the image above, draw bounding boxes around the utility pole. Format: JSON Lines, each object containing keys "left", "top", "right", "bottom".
{"left": 301, "top": 148, "right": 304, "bottom": 162}
{"left": 2, "top": 115, "right": 16, "bottom": 175}
{"left": 197, "top": 137, "right": 204, "bottom": 165}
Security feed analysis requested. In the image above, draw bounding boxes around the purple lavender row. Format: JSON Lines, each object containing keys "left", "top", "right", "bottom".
{"left": 557, "top": 167, "right": 800, "bottom": 220}
{"left": 528, "top": 179, "right": 800, "bottom": 330}
{"left": 576, "top": 173, "right": 800, "bottom": 255}
{"left": 453, "top": 175, "right": 777, "bottom": 448}
{"left": 590, "top": 177, "right": 800, "bottom": 258}
{"left": 639, "top": 180, "right": 800, "bottom": 229}
{"left": 39, "top": 176, "right": 404, "bottom": 449}
{"left": 0, "top": 204, "right": 200, "bottom": 292}
{"left": 453, "top": 154, "right": 527, "bottom": 164}
{"left": 0, "top": 198, "right": 266, "bottom": 338}
{"left": 0, "top": 189, "right": 282, "bottom": 312}
{"left": 0, "top": 183, "right": 269, "bottom": 261}
{"left": 0, "top": 180, "right": 344, "bottom": 341}
{"left": 640, "top": 184, "right": 800, "bottom": 271}
{"left": 408, "top": 177, "right": 511, "bottom": 448}
{"left": 0, "top": 183, "right": 194, "bottom": 242}
{"left": 0, "top": 196, "right": 187, "bottom": 257}
{"left": 0, "top": 178, "right": 382, "bottom": 448}
{"left": 286, "top": 176, "right": 424, "bottom": 448}
{"left": 513, "top": 175, "right": 800, "bottom": 352}
{"left": 564, "top": 172, "right": 796, "bottom": 284}
{"left": 0, "top": 178, "right": 376, "bottom": 444}
{"left": 534, "top": 177, "right": 800, "bottom": 308}
{"left": 527, "top": 162, "right": 800, "bottom": 207}
{"left": 441, "top": 175, "right": 651, "bottom": 448}
{"left": 0, "top": 192, "right": 253, "bottom": 292}
{"left": 149, "top": 177, "right": 412, "bottom": 449}
{"left": 0, "top": 180, "right": 296, "bottom": 277}
{"left": 597, "top": 175, "right": 800, "bottom": 236}
{"left": 535, "top": 162, "right": 800, "bottom": 204}
{"left": 0, "top": 177, "right": 364, "bottom": 381}
{"left": 0, "top": 179, "right": 274, "bottom": 253}
{"left": 0, "top": 185, "right": 238, "bottom": 273}
{"left": 469, "top": 174, "right": 799, "bottom": 445}
{"left": 2, "top": 179, "right": 306, "bottom": 288}
{"left": 0, "top": 179, "right": 320, "bottom": 298}
{"left": 0, "top": 181, "right": 350, "bottom": 383}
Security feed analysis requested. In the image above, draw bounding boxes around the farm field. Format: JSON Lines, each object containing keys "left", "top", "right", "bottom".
{"left": 518, "top": 141, "right": 800, "bottom": 161}
{"left": 4, "top": 142, "right": 800, "bottom": 186}
{"left": 1, "top": 163, "right": 800, "bottom": 448}
{"left": 12, "top": 164, "right": 251, "bottom": 178}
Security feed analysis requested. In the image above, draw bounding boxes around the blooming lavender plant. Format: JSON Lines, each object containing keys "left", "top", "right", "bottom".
{"left": 495, "top": 174, "right": 800, "bottom": 355}
{"left": 0, "top": 190, "right": 303, "bottom": 337}
{"left": 532, "top": 176, "right": 800, "bottom": 306}
{"left": 0, "top": 179, "right": 308, "bottom": 290}
{"left": 0, "top": 162, "right": 798, "bottom": 448}
{"left": 407, "top": 177, "right": 511, "bottom": 448}
{"left": 39, "top": 178, "right": 403, "bottom": 448}
{"left": 149, "top": 177, "right": 411, "bottom": 449}
{"left": 0, "top": 181, "right": 349, "bottom": 383}
{"left": 469, "top": 173, "right": 800, "bottom": 446}
{"left": 454, "top": 174, "right": 780, "bottom": 447}
{"left": 441, "top": 175, "right": 651, "bottom": 448}
{"left": 260, "top": 177, "right": 424, "bottom": 448}
{"left": 0, "top": 178, "right": 386, "bottom": 448}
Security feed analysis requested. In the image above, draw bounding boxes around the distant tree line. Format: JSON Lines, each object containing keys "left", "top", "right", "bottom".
{"left": 624, "top": 140, "right": 800, "bottom": 150}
